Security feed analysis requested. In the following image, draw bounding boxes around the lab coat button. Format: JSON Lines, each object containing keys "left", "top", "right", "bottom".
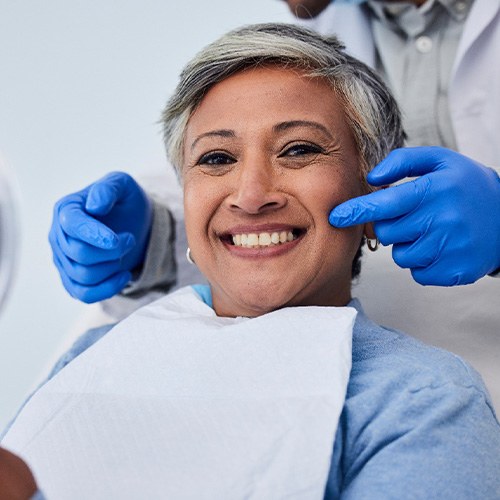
{"left": 415, "top": 36, "right": 433, "bottom": 53}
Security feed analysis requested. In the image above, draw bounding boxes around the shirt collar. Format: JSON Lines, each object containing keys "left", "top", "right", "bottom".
{"left": 366, "top": 0, "right": 473, "bottom": 37}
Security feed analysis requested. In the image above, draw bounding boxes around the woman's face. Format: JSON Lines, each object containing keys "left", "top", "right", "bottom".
{"left": 183, "top": 66, "right": 370, "bottom": 317}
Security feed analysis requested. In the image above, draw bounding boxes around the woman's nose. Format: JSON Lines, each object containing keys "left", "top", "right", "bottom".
{"left": 226, "top": 161, "right": 287, "bottom": 215}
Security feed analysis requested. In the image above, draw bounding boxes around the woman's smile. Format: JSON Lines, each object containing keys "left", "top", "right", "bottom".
{"left": 183, "top": 66, "right": 369, "bottom": 317}
{"left": 218, "top": 224, "right": 306, "bottom": 255}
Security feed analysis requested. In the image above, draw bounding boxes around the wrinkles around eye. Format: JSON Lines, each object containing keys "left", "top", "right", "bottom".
{"left": 197, "top": 151, "right": 236, "bottom": 165}
{"left": 279, "top": 142, "right": 326, "bottom": 157}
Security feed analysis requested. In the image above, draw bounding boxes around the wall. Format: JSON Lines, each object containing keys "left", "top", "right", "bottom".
{"left": 0, "top": 0, "right": 293, "bottom": 430}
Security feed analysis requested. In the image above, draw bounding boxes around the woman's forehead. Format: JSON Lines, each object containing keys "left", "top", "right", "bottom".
{"left": 186, "top": 66, "right": 348, "bottom": 139}
{"left": 201, "top": 66, "right": 335, "bottom": 102}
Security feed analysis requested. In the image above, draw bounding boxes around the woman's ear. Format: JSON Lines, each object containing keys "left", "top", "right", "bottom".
{"left": 364, "top": 222, "right": 376, "bottom": 240}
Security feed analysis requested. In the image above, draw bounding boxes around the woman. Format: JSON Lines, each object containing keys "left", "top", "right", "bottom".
{"left": 2, "top": 24, "right": 499, "bottom": 499}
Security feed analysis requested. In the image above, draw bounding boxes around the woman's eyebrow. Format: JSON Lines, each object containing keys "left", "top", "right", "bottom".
{"left": 191, "top": 129, "right": 235, "bottom": 150}
{"left": 273, "top": 120, "right": 334, "bottom": 139}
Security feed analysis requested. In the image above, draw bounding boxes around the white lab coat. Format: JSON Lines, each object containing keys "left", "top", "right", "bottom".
{"left": 302, "top": 0, "right": 500, "bottom": 168}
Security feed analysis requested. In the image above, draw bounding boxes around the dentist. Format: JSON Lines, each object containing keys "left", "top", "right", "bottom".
{"left": 291, "top": 0, "right": 500, "bottom": 287}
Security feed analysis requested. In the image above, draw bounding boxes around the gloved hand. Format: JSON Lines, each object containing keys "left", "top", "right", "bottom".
{"left": 329, "top": 147, "right": 500, "bottom": 286}
{"left": 49, "top": 172, "right": 153, "bottom": 303}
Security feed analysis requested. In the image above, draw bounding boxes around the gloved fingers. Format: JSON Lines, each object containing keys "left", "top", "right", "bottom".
{"left": 329, "top": 176, "right": 431, "bottom": 227}
{"left": 393, "top": 234, "right": 475, "bottom": 286}
{"left": 57, "top": 198, "right": 120, "bottom": 249}
{"left": 53, "top": 251, "right": 132, "bottom": 303}
{"left": 410, "top": 261, "right": 471, "bottom": 287}
{"left": 367, "top": 146, "right": 449, "bottom": 186}
{"left": 51, "top": 243, "right": 127, "bottom": 286}
{"left": 85, "top": 171, "right": 137, "bottom": 216}
{"left": 54, "top": 228, "right": 135, "bottom": 265}
{"left": 373, "top": 214, "right": 425, "bottom": 246}
{"left": 391, "top": 239, "right": 440, "bottom": 270}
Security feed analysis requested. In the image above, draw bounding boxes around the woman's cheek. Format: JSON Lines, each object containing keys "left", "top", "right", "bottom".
{"left": 184, "top": 177, "right": 219, "bottom": 249}
{"left": 184, "top": 180, "right": 204, "bottom": 246}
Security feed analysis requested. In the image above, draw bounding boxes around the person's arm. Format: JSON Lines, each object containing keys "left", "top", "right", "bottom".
{"left": 329, "top": 147, "right": 500, "bottom": 285}
{"left": 119, "top": 196, "right": 177, "bottom": 297}
{"left": 49, "top": 172, "right": 177, "bottom": 303}
{"left": 336, "top": 368, "right": 500, "bottom": 499}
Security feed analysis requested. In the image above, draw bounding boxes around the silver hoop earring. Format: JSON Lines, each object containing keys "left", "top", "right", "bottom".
{"left": 186, "top": 247, "right": 195, "bottom": 265}
{"left": 367, "top": 238, "right": 379, "bottom": 252}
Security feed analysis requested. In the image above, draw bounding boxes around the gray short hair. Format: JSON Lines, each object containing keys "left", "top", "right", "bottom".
{"left": 162, "top": 23, "right": 404, "bottom": 186}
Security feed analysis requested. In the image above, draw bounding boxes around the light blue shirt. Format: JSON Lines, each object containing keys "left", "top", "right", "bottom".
{"left": 6, "top": 286, "right": 500, "bottom": 499}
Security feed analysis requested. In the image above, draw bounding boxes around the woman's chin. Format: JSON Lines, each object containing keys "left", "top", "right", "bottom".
{"left": 213, "top": 286, "right": 295, "bottom": 318}
{"left": 211, "top": 275, "right": 352, "bottom": 317}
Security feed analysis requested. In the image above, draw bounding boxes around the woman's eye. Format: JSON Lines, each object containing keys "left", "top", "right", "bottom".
{"left": 198, "top": 152, "right": 235, "bottom": 165}
{"left": 280, "top": 143, "right": 324, "bottom": 157}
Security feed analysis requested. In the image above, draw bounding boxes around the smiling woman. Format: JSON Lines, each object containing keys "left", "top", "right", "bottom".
{"left": 2, "top": 23, "right": 499, "bottom": 500}
{"left": 163, "top": 23, "right": 403, "bottom": 318}
{"left": 183, "top": 67, "right": 367, "bottom": 317}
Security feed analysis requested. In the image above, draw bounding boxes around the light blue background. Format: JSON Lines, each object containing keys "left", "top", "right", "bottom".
{"left": 0, "top": 0, "right": 293, "bottom": 429}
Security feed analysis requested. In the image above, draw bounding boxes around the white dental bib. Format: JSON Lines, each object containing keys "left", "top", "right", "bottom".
{"left": 3, "top": 287, "right": 355, "bottom": 499}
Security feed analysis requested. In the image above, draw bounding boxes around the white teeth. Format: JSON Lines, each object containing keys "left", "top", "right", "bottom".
{"left": 230, "top": 230, "right": 298, "bottom": 248}
{"left": 259, "top": 233, "right": 271, "bottom": 245}
{"left": 247, "top": 234, "right": 259, "bottom": 246}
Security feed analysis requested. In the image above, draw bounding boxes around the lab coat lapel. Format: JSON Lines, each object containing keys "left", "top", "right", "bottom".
{"left": 452, "top": 0, "right": 500, "bottom": 78}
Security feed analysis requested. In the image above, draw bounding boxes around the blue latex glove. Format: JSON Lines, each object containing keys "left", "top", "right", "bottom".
{"left": 49, "top": 172, "right": 153, "bottom": 303}
{"left": 329, "top": 147, "right": 500, "bottom": 286}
